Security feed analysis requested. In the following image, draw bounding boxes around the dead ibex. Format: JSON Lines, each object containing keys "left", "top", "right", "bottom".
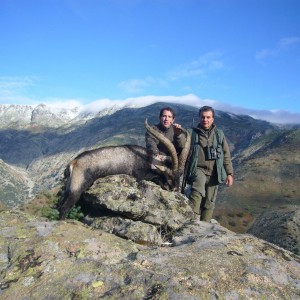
{"left": 57, "top": 119, "right": 191, "bottom": 219}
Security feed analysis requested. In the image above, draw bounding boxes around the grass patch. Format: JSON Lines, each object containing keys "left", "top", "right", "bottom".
{"left": 22, "top": 187, "right": 84, "bottom": 221}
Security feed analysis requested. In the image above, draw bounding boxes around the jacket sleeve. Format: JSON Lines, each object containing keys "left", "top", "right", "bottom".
{"left": 145, "top": 128, "right": 159, "bottom": 155}
{"left": 222, "top": 136, "right": 234, "bottom": 176}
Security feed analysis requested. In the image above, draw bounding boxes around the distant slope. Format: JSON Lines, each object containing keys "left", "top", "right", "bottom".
{"left": 0, "top": 159, "right": 33, "bottom": 207}
{"left": 0, "top": 101, "right": 299, "bottom": 232}
{"left": 0, "top": 102, "right": 276, "bottom": 167}
{"left": 216, "top": 128, "right": 300, "bottom": 232}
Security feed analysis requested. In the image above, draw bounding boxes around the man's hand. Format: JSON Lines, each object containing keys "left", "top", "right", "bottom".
{"left": 155, "top": 154, "right": 167, "bottom": 161}
{"left": 173, "top": 123, "right": 182, "bottom": 135}
{"left": 226, "top": 175, "right": 233, "bottom": 187}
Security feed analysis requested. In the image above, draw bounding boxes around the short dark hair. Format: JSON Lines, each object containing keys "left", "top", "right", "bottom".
{"left": 160, "top": 107, "right": 175, "bottom": 118}
{"left": 199, "top": 106, "right": 215, "bottom": 117}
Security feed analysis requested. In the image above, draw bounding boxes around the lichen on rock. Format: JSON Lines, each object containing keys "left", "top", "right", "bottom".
{"left": 1, "top": 176, "right": 300, "bottom": 299}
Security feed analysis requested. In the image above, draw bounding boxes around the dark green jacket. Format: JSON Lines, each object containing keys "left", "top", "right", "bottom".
{"left": 186, "top": 125, "right": 233, "bottom": 184}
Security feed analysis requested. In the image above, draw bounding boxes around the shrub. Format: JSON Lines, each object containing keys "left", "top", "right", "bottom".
{"left": 228, "top": 220, "right": 236, "bottom": 227}
{"left": 41, "top": 206, "right": 60, "bottom": 220}
{"left": 67, "top": 206, "right": 84, "bottom": 221}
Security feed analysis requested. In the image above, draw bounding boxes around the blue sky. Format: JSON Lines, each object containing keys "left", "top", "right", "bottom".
{"left": 1, "top": 0, "right": 300, "bottom": 123}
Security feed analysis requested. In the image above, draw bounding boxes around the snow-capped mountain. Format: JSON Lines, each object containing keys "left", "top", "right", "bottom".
{"left": 0, "top": 104, "right": 79, "bottom": 128}
{"left": 0, "top": 103, "right": 141, "bottom": 129}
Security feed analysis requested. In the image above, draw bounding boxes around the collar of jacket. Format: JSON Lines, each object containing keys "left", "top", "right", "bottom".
{"left": 193, "top": 123, "right": 216, "bottom": 136}
{"left": 157, "top": 123, "right": 173, "bottom": 132}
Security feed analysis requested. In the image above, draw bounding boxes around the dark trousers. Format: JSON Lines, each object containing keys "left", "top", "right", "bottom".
{"left": 189, "top": 168, "right": 219, "bottom": 221}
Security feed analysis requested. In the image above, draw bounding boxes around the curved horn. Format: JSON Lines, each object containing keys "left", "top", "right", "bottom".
{"left": 178, "top": 129, "right": 191, "bottom": 171}
{"left": 145, "top": 118, "right": 178, "bottom": 171}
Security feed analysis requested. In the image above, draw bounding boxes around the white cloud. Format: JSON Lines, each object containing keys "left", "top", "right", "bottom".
{"left": 0, "top": 76, "right": 37, "bottom": 105}
{"left": 278, "top": 36, "right": 299, "bottom": 49}
{"left": 206, "top": 101, "right": 300, "bottom": 124}
{"left": 81, "top": 94, "right": 205, "bottom": 113}
{"left": 1, "top": 79, "right": 299, "bottom": 124}
{"left": 255, "top": 48, "right": 277, "bottom": 60}
{"left": 0, "top": 76, "right": 83, "bottom": 109}
{"left": 118, "top": 52, "right": 224, "bottom": 94}
{"left": 40, "top": 98, "right": 83, "bottom": 110}
{"left": 0, "top": 76, "right": 35, "bottom": 90}
{"left": 118, "top": 76, "right": 168, "bottom": 94}
{"left": 167, "top": 52, "right": 224, "bottom": 81}
{"left": 118, "top": 78, "right": 152, "bottom": 93}
{"left": 247, "top": 109, "right": 300, "bottom": 124}
{"left": 80, "top": 94, "right": 300, "bottom": 124}
{"left": 256, "top": 36, "right": 299, "bottom": 60}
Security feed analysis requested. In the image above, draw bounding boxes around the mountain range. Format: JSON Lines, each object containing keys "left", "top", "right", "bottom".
{"left": 0, "top": 102, "right": 299, "bottom": 232}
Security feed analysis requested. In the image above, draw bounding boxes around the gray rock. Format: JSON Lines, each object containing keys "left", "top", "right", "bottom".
{"left": 82, "top": 175, "right": 194, "bottom": 245}
{"left": 1, "top": 210, "right": 300, "bottom": 299}
{"left": 91, "top": 216, "right": 163, "bottom": 245}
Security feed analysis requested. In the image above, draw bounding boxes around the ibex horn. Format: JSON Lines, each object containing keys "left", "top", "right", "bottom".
{"left": 144, "top": 118, "right": 178, "bottom": 171}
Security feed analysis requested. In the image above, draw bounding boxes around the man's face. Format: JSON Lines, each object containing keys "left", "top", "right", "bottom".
{"left": 160, "top": 110, "right": 174, "bottom": 129}
{"left": 200, "top": 110, "right": 214, "bottom": 130}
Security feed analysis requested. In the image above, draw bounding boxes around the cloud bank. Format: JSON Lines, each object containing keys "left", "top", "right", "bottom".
{"left": 78, "top": 94, "right": 300, "bottom": 124}
{"left": 0, "top": 76, "right": 299, "bottom": 124}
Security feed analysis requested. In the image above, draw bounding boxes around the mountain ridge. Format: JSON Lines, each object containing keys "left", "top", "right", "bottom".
{"left": 0, "top": 102, "right": 299, "bottom": 234}
{"left": 0, "top": 103, "right": 144, "bottom": 129}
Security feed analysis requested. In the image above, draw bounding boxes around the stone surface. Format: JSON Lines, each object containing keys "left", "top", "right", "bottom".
{"left": 1, "top": 210, "right": 300, "bottom": 299}
{"left": 2, "top": 175, "right": 300, "bottom": 299}
{"left": 91, "top": 216, "right": 164, "bottom": 246}
{"left": 82, "top": 175, "right": 194, "bottom": 244}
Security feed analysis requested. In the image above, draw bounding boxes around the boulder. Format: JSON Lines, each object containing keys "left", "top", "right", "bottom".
{"left": 81, "top": 175, "right": 194, "bottom": 244}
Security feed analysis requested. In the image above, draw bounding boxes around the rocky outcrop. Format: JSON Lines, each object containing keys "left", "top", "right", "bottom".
{"left": 1, "top": 176, "right": 300, "bottom": 299}
{"left": 1, "top": 209, "right": 300, "bottom": 299}
{"left": 81, "top": 175, "right": 194, "bottom": 245}
{"left": 248, "top": 205, "right": 300, "bottom": 255}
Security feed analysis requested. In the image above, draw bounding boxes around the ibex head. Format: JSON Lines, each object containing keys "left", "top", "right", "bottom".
{"left": 145, "top": 119, "right": 191, "bottom": 191}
